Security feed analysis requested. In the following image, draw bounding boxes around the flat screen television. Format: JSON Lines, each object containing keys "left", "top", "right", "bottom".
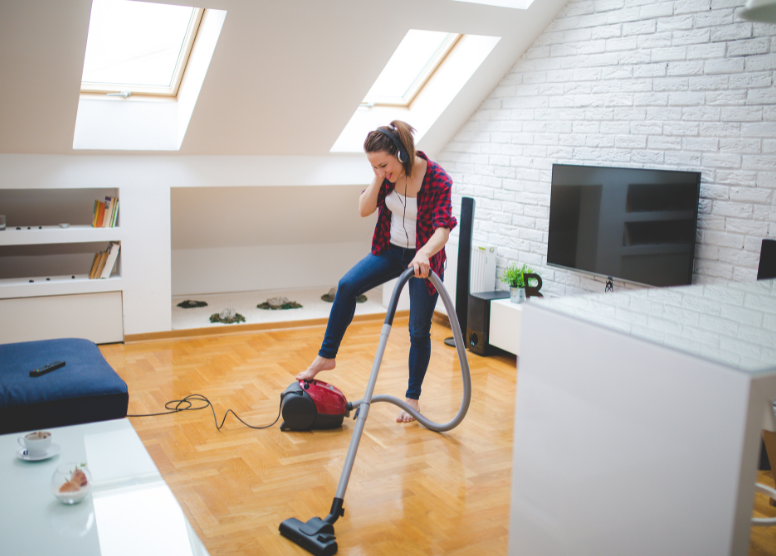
{"left": 547, "top": 163, "right": 701, "bottom": 287}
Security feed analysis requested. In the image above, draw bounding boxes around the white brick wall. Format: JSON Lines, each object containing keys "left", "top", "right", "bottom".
{"left": 438, "top": 0, "right": 776, "bottom": 297}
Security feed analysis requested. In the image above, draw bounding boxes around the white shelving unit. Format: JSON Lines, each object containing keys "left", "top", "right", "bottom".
{"left": 0, "top": 275, "right": 123, "bottom": 299}
{"left": 0, "top": 188, "right": 124, "bottom": 343}
{"left": 0, "top": 226, "right": 123, "bottom": 298}
{"left": 0, "top": 225, "right": 123, "bottom": 246}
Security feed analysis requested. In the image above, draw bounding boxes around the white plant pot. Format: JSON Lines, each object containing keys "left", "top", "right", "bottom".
{"left": 510, "top": 287, "right": 526, "bottom": 304}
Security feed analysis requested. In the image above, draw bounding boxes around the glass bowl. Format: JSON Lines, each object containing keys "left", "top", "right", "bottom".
{"left": 51, "top": 463, "right": 91, "bottom": 505}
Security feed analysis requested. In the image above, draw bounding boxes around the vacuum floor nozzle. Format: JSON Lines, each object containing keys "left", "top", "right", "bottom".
{"left": 279, "top": 517, "right": 338, "bottom": 556}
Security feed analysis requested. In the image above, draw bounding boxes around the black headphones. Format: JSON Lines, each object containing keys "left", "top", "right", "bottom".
{"left": 376, "top": 127, "right": 408, "bottom": 164}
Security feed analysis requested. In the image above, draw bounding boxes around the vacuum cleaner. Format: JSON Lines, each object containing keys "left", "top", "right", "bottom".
{"left": 279, "top": 379, "right": 349, "bottom": 431}
{"left": 279, "top": 267, "right": 472, "bottom": 555}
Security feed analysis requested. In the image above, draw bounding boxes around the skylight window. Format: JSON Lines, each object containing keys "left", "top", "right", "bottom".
{"left": 81, "top": 0, "right": 203, "bottom": 96}
{"left": 363, "top": 30, "right": 461, "bottom": 107}
{"left": 333, "top": 33, "right": 501, "bottom": 153}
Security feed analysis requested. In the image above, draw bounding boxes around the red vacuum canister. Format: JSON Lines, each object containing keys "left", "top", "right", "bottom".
{"left": 279, "top": 379, "right": 349, "bottom": 431}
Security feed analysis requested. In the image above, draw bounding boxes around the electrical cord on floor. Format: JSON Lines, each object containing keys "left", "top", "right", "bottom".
{"left": 127, "top": 393, "right": 282, "bottom": 430}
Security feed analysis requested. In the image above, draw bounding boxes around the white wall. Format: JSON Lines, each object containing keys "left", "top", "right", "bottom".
{"left": 120, "top": 184, "right": 172, "bottom": 335}
{"left": 171, "top": 185, "right": 375, "bottom": 295}
{"left": 439, "top": 0, "right": 776, "bottom": 296}
{"left": 0, "top": 154, "right": 372, "bottom": 334}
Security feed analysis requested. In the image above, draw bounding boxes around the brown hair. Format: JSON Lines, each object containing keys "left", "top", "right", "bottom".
{"left": 363, "top": 120, "right": 417, "bottom": 177}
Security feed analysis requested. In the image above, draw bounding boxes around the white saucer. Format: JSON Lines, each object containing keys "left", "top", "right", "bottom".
{"left": 16, "top": 443, "right": 61, "bottom": 462}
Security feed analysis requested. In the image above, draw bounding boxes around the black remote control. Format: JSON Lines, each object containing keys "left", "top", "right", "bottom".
{"left": 30, "top": 361, "right": 65, "bottom": 377}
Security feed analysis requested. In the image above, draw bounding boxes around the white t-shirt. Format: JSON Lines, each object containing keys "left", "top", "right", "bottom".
{"left": 385, "top": 189, "right": 417, "bottom": 248}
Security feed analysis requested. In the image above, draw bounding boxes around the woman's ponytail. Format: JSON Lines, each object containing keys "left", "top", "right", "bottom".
{"left": 390, "top": 120, "right": 417, "bottom": 177}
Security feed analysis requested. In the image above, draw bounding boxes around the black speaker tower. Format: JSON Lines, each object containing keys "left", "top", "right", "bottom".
{"left": 466, "top": 290, "right": 510, "bottom": 356}
{"left": 757, "top": 238, "right": 776, "bottom": 471}
{"left": 444, "top": 197, "right": 474, "bottom": 348}
{"left": 758, "top": 239, "right": 776, "bottom": 280}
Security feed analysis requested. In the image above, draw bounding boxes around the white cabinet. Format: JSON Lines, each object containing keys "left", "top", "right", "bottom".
{"left": 0, "top": 291, "right": 123, "bottom": 344}
{"left": 489, "top": 298, "right": 523, "bottom": 355}
{"left": 0, "top": 189, "right": 123, "bottom": 343}
{"left": 509, "top": 281, "right": 776, "bottom": 556}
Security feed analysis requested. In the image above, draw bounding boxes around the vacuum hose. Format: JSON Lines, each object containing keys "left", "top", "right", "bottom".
{"left": 279, "top": 269, "right": 472, "bottom": 555}
{"left": 348, "top": 268, "right": 471, "bottom": 431}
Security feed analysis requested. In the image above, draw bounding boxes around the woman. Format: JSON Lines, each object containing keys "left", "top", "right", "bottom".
{"left": 296, "top": 120, "right": 457, "bottom": 423}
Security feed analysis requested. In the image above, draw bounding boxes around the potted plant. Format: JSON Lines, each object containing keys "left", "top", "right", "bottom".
{"left": 500, "top": 263, "right": 538, "bottom": 304}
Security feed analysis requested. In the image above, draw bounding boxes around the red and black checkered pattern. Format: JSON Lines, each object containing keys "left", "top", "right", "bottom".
{"left": 370, "top": 151, "right": 457, "bottom": 295}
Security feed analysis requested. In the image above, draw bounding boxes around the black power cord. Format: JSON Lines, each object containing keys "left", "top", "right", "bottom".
{"left": 127, "top": 393, "right": 282, "bottom": 431}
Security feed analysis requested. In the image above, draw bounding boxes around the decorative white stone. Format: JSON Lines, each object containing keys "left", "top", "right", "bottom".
{"left": 219, "top": 308, "right": 236, "bottom": 320}
{"left": 267, "top": 296, "right": 289, "bottom": 308}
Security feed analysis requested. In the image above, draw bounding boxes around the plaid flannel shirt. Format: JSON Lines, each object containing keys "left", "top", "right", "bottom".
{"left": 370, "top": 151, "right": 457, "bottom": 295}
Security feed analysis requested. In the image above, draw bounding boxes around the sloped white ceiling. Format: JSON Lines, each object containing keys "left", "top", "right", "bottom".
{"left": 0, "top": 0, "right": 567, "bottom": 156}
{"left": 0, "top": 1, "right": 92, "bottom": 154}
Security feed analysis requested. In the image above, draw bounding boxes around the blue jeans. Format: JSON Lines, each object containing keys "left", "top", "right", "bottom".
{"left": 319, "top": 243, "right": 439, "bottom": 400}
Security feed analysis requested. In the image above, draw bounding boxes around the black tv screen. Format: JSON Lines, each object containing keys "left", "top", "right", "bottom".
{"left": 548, "top": 164, "right": 701, "bottom": 287}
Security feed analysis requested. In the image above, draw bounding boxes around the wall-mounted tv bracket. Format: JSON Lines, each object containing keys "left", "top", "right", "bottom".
{"left": 605, "top": 277, "right": 614, "bottom": 293}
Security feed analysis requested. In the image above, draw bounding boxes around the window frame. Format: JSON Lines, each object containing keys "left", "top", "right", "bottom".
{"left": 80, "top": 6, "right": 204, "bottom": 98}
{"left": 362, "top": 32, "right": 463, "bottom": 108}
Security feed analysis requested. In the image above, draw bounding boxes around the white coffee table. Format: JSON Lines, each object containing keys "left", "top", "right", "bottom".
{"left": 0, "top": 419, "right": 209, "bottom": 556}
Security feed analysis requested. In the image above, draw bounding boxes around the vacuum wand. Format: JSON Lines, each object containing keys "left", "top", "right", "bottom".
{"left": 280, "top": 269, "right": 471, "bottom": 555}
{"left": 349, "top": 269, "right": 470, "bottom": 432}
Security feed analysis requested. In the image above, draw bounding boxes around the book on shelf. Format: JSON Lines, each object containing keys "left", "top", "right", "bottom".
{"left": 88, "top": 252, "right": 101, "bottom": 279}
{"left": 97, "top": 199, "right": 104, "bottom": 227}
{"left": 88, "top": 242, "right": 120, "bottom": 279}
{"left": 92, "top": 196, "right": 119, "bottom": 228}
{"left": 100, "top": 242, "right": 120, "bottom": 279}
{"left": 92, "top": 200, "right": 100, "bottom": 227}
{"left": 94, "top": 201, "right": 105, "bottom": 228}
{"left": 94, "top": 251, "right": 108, "bottom": 278}
{"left": 101, "top": 198, "right": 110, "bottom": 228}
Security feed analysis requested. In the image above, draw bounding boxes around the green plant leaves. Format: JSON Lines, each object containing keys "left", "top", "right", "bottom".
{"left": 499, "top": 262, "right": 539, "bottom": 289}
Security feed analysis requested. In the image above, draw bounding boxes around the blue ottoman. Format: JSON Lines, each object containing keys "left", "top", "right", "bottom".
{"left": 0, "top": 338, "right": 128, "bottom": 434}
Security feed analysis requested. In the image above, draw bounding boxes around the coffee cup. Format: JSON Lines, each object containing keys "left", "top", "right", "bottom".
{"left": 18, "top": 431, "right": 52, "bottom": 457}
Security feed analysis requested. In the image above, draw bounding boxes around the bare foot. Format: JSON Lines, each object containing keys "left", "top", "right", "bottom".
{"left": 296, "top": 356, "right": 336, "bottom": 381}
{"left": 397, "top": 398, "right": 420, "bottom": 423}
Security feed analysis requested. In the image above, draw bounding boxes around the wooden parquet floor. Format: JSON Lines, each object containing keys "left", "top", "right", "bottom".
{"left": 100, "top": 320, "right": 776, "bottom": 556}
{"left": 100, "top": 319, "right": 516, "bottom": 555}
